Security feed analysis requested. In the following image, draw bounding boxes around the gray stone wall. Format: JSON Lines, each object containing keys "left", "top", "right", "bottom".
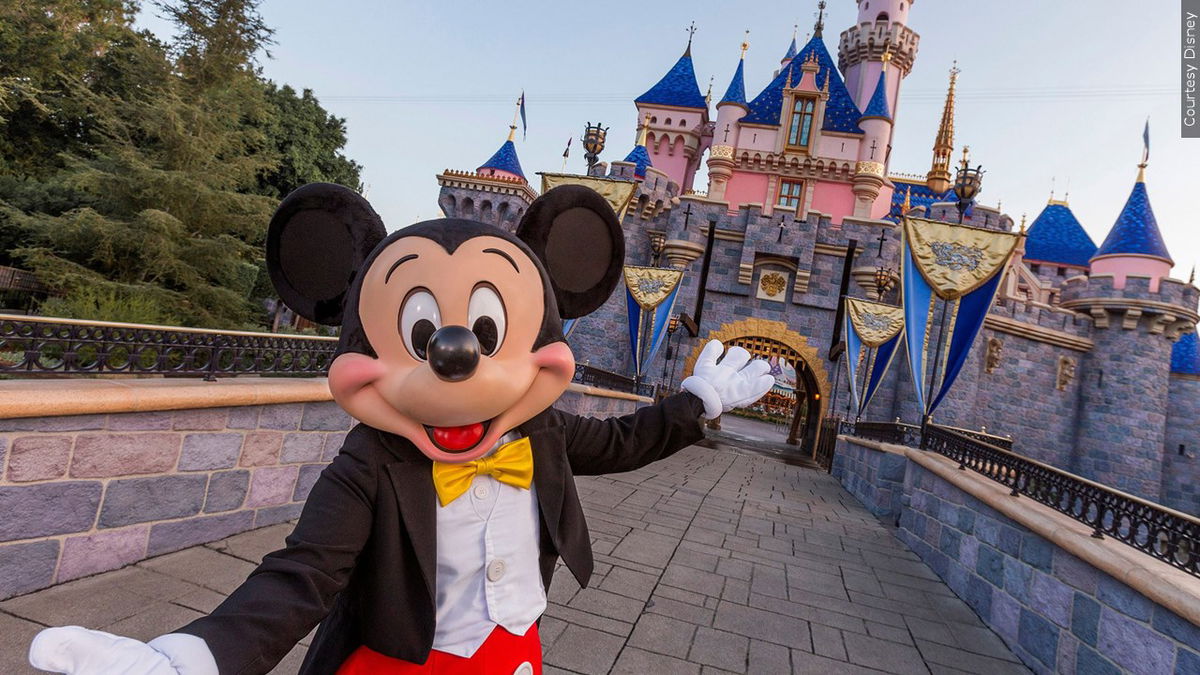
{"left": 1163, "top": 375, "right": 1200, "bottom": 515}
{"left": 0, "top": 401, "right": 352, "bottom": 601}
{"left": 899, "top": 459, "right": 1200, "bottom": 674}
{"left": 831, "top": 436, "right": 906, "bottom": 519}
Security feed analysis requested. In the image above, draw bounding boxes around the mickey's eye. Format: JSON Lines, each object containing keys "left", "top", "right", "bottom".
{"left": 399, "top": 289, "right": 441, "bottom": 360}
{"left": 468, "top": 284, "right": 506, "bottom": 356}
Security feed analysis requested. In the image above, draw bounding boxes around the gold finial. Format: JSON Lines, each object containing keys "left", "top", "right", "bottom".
{"left": 507, "top": 93, "right": 522, "bottom": 142}
{"left": 902, "top": 187, "right": 912, "bottom": 213}
{"left": 637, "top": 113, "right": 650, "bottom": 146}
{"left": 1136, "top": 161, "right": 1147, "bottom": 183}
{"left": 926, "top": 61, "right": 959, "bottom": 194}
{"left": 881, "top": 44, "right": 892, "bottom": 64}
{"left": 785, "top": 65, "right": 794, "bottom": 89}
{"left": 814, "top": 0, "right": 826, "bottom": 38}
{"left": 705, "top": 76, "right": 714, "bottom": 105}
{"left": 821, "top": 69, "right": 830, "bottom": 92}
{"left": 793, "top": 23, "right": 798, "bottom": 40}
{"left": 1020, "top": 213, "right": 1027, "bottom": 234}
{"left": 740, "top": 30, "right": 750, "bottom": 59}
{"left": 960, "top": 145, "right": 971, "bottom": 170}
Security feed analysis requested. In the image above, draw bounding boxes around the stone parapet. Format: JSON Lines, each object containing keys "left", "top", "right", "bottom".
{"left": 834, "top": 436, "right": 1200, "bottom": 673}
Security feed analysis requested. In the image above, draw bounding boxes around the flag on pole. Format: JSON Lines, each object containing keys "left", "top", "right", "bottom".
{"left": 562, "top": 136, "right": 572, "bottom": 158}
{"left": 843, "top": 298, "right": 905, "bottom": 418}
{"left": 519, "top": 91, "right": 527, "bottom": 140}
{"left": 1142, "top": 118, "right": 1150, "bottom": 165}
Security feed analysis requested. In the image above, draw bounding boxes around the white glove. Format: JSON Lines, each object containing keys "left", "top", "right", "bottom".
{"left": 30, "top": 627, "right": 217, "bottom": 675}
{"left": 681, "top": 340, "right": 775, "bottom": 419}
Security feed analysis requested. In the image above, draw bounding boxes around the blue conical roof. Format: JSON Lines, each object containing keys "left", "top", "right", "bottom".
{"left": 477, "top": 139, "right": 524, "bottom": 179}
{"left": 860, "top": 68, "right": 891, "bottom": 121}
{"left": 719, "top": 58, "right": 747, "bottom": 107}
{"left": 623, "top": 144, "right": 653, "bottom": 178}
{"left": 1093, "top": 176, "right": 1171, "bottom": 262}
{"left": 635, "top": 46, "right": 708, "bottom": 110}
{"left": 1171, "top": 332, "right": 1200, "bottom": 375}
{"left": 1024, "top": 202, "right": 1097, "bottom": 267}
{"left": 783, "top": 36, "right": 797, "bottom": 62}
{"left": 742, "top": 35, "right": 863, "bottom": 134}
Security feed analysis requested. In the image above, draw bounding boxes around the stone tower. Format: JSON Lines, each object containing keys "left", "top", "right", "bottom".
{"left": 707, "top": 36, "right": 750, "bottom": 203}
{"left": 838, "top": 0, "right": 920, "bottom": 130}
{"left": 1060, "top": 164, "right": 1199, "bottom": 500}
{"left": 436, "top": 103, "right": 537, "bottom": 231}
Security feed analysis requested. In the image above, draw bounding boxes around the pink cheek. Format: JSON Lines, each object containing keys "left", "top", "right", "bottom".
{"left": 533, "top": 342, "right": 575, "bottom": 378}
{"left": 328, "top": 353, "right": 388, "bottom": 400}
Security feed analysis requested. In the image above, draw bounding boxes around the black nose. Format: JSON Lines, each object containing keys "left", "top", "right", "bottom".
{"left": 426, "top": 325, "right": 480, "bottom": 382}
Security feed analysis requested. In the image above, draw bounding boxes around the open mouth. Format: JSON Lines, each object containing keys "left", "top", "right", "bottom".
{"left": 423, "top": 418, "right": 493, "bottom": 453}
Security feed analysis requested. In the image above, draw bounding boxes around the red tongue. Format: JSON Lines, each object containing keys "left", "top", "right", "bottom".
{"left": 432, "top": 423, "right": 485, "bottom": 451}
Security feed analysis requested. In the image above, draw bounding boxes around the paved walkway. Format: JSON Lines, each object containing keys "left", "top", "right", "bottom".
{"left": 0, "top": 440, "right": 1027, "bottom": 674}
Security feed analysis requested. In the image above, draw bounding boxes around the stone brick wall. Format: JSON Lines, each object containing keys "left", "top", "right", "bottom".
{"left": 899, "top": 459, "right": 1199, "bottom": 674}
{"left": 830, "top": 436, "right": 905, "bottom": 520}
{"left": 1163, "top": 375, "right": 1200, "bottom": 515}
{"left": 0, "top": 401, "right": 351, "bottom": 601}
{"left": 0, "top": 385, "right": 648, "bottom": 601}
{"left": 833, "top": 437, "right": 1200, "bottom": 674}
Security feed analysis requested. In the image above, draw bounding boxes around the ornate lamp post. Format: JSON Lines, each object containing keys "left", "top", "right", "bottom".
{"left": 662, "top": 314, "right": 683, "bottom": 393}
{"left": 874, "top": 265, "right": 896, "bottom": 301}
{"left": 953, "top": 146, "right": 984, "bottom": 224}
{"left": 582, "top": 122, "right": 608, "bottom": 174}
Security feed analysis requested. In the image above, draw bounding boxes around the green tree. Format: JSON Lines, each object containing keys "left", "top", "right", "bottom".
{"left": 255, "top": 82, "right": 362, "bottom": 198}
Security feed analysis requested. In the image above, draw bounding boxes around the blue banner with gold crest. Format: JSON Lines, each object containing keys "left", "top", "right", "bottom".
{"left": 844, "top": 298, "right": 905, "bottom": 418}
{"left": 901, "top": 217, "right": 1018, "bottom": 418}
{"left": 624, "top": 266, "right": 684, "bottom": 376}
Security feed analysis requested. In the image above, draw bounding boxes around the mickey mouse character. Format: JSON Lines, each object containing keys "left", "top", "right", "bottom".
{"left": 29, "top": 184, "right": 773, "bottom": 675}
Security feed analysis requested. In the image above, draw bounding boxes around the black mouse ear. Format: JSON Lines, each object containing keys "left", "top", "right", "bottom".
{"left": 515, "top": 185, "right": 625, "bottom": 319}
{"left": 266, "top": 183, "right": 386, "bottom": 326}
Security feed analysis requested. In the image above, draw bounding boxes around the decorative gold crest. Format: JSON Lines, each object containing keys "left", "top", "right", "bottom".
{"left": 846, "top": 298, "right": 904, "bottom": 347}
{"left": 903, "top": 216, "right": 1019, "bottom": 300}
{"left": 759, "top": 272, "right": 787, "bottom": 298}
{"left": 623, "top": 266, "right": 684, "bottom": 310}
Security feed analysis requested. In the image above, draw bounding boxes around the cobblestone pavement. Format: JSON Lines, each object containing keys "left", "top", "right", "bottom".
{"left": 0, "top": 441, "right": 1027, "bottom": 674}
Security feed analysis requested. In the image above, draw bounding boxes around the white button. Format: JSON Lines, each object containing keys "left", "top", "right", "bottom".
{"left": 473, "top": 483, "right": 489, "bottom": 499}
{"left": 486, "top": 559, "right": 506, "bottom": 582}
{"left": 512, "top": 662, "right": 533, "bottom": 675}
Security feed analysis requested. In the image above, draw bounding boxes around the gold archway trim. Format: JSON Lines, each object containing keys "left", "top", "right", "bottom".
{"left": 682, "top": 318, "right": 831, "bottom": 422}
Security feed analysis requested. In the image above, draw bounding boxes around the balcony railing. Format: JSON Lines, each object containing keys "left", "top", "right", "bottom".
{"left": 922, "top": 425, "right": 1200, "bottom": 578}
{"left": 572, "top": 363, "right": 655, "bottom": 398}
{"left": 0, "top": 314, "right": 337, "bottom": 380}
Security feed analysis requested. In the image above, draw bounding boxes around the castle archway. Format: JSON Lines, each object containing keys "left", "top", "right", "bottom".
{"left": 682, "top": 318, "right": 830, "bottom": 456}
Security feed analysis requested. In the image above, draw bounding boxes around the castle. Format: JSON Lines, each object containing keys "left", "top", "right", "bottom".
{"left": 433, "top": 0, "right": 1200, "bottom": 515}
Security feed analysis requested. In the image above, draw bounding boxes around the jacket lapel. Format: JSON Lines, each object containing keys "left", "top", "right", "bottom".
{"left": 529, "top": 425, "right": 566, "bottom": 550}
{"left": 382, "top": 441, "right": 437, "bottom": 605}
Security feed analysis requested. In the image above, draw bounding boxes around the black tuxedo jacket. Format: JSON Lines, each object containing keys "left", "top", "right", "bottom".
{"left": 178, "top": 392, "right": 705, "bottom": 675}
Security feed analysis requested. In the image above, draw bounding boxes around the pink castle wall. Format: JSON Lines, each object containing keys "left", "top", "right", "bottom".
{"left": 1089, "top": 256, "right": 1173, "bottom": 291}
{"left": 724, "top": 171, "right": 769, "bottom": 211}
{"left": 810, "top": 181, "right": 857, "bottom": 223}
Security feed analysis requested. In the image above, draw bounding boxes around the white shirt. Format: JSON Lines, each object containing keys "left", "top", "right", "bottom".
{"left": 431, "top": 434, "right": 546, "bottom": 657}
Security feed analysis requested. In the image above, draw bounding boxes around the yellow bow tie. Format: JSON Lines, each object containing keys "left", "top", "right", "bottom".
{"left": 432, "top": 436, "right": 534, "bottom": 507}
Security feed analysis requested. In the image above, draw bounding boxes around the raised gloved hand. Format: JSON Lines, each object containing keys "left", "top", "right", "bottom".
{"left": 681, "top": 340, "right": 775, "bottom": 419}
{"left": 29, "top": 627, "right": 217, "bottom": 675}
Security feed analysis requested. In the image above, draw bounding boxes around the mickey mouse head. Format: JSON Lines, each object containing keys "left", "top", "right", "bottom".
{"left": 267, "top": 184, "right": 624, "bottom": 463}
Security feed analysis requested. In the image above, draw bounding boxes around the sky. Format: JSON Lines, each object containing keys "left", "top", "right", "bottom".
{"left": 140, "top": 0, "right": 1197, "bottom": 277}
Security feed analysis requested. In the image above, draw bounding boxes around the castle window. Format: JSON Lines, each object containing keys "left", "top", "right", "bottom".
{"left": 679, "top": 119, "right": 687, "bottom": 127}
{"left": 877, "top": 12, "right": 889, "bottom": 21}
{"left": 778, "top": 180, "right": 804, "bottom": 209}
{"left": 665, "top": 117, "right": 672, "bottom": 125}
{"left": 650, "top": 116, "right": 657, "bottom": 123}
{"left": 787, "top": 97, "right": 817, "bottom": 149}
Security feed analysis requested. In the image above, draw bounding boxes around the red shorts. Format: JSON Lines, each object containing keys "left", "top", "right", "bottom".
{"left": 336, "top": 624, "right": 542, "bottom": 675}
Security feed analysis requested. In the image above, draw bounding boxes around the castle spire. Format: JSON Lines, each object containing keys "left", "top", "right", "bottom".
{"left": 813, "top": 0, "right": 826, "bottom": 39}
{"left": 925, "top": 61, "right": 959, "bottom": 194}
{"left": 623, "top": 114, "right": 654, "bottom": 179}
{"left": 718, "top": 33, "right": 749, "bottom": 108}
{"left": 635, "top": 33, "right": 708, "bottom": 110}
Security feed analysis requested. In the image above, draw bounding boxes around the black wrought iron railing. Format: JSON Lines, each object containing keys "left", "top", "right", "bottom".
{"left": 571, "top": 363, "right": 655, "bottom": 398}
{"left": 922, "top": 425, "right": 1200, "bottom": 578}
{"left": 851, "top": 420, "right": 923, "bottom": 447}
{"left": 0, "top": 314, "right": 337, "bottom": 379}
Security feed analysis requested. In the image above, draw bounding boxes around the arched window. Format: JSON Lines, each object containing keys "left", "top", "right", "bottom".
{"left": 664, "top": 117, "right": 672, "bottom": 125}
{"left": 650, "top": 116, "right": 657, "bottom": 123}
{"left": 877, "top": 12, "right": 889, "bottom": 21}
{"left": 788, "top": 97, "right": 816, "bottom": 148}
{"left": 679, "top": 119, "right": 687, "bottom": 127}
